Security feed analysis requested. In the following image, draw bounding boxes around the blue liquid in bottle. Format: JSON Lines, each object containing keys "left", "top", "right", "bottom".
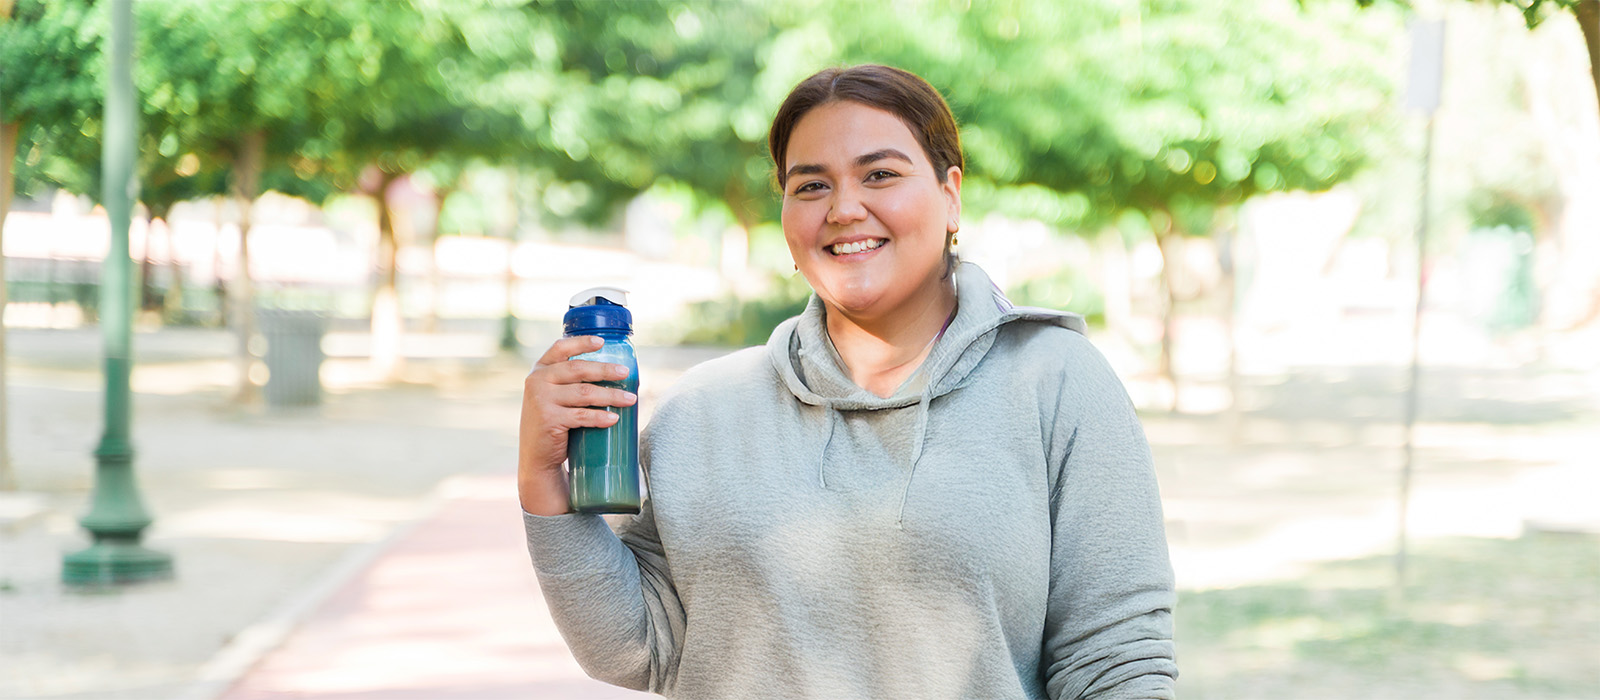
{"left": 563, "top": 287, "right": 641, "bottom": 515}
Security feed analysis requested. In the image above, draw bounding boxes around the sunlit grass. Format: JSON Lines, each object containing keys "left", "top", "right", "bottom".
{"left": 1178, "top": 533, "right": 1600, "bottom": 699}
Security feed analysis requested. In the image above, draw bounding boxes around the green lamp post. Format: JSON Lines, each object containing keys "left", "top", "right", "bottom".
{"left": 62, "top": 0, "right": 173, "bottom": 586}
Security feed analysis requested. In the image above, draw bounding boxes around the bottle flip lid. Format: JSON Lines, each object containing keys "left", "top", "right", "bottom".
{"left": 570, "top": 286, "right": 629, "bottom": 308}
{"left": 564, "top": 286, "right": 632, "bottom": 335}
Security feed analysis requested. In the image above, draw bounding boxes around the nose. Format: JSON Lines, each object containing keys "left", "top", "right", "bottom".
{"left": 826, "top": 183, "right": 868, "bottom": 226}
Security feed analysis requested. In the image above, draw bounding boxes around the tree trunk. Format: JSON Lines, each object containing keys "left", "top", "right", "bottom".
{"left": 1218, "top": 223, "right": 1243, "bottom": 443}
{"left": 499, "top": 170, "right": 520, "bottom": 353}
{"left": 424, "top": 236, "right": 441, "bottom": 334}
{"left": 1578, "top": 0, "right": 1600, "bottom": 117}
{"left": 370, "top": 169, "right": 403, "bottom": 380}
{"left": 721, "top": 176, "right": 756, "bottom": 281}
{"left": 231, "top": 131, "right": 263, "bottom": 405}
{"left": 424, "top": 182, "right": 455, "bottom": 334}
{"left": 161, "top": 213, "right": 184, "bottom": 323}
{"left": 502, "top": 239, "right": 519, "bottom": 352}
{"left": 1098, "top": 228, "right": 1132, "bottom": 337}
{"left": 139, "top": 204, "right": 174, "bottom": 314}
{"left": 138, "top": 211, "right": 159, "bottom": 313}
{"left": 212, "top": 195, "right": 226, "bottom": 326}
{"left": 1, "top": 120, "right": 18, "bottom": 489}
{"left": 1155, "top": 229, "right": 1181, "bottom": 412}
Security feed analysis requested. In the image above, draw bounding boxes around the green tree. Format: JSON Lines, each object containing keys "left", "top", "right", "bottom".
{"left": 137, "top": 0, "right": 364, "bottom": 399}
{"left": 761, "top": 0, "right": 1399, "bottom": 402}
{"left": 0, "top": 0, "right": 106, "bottom": 489}
{"left": 528, "top": 1, "right": 1399, "bottom": 403}
{"left": 1569, "top": 0, "right": 1599, "bottom": 113}
{"left": 262, "top": 0, "right": 614, "bottom": 376}
{"left": 136, "top": 0, "right": 291, "bottom": 401}
{"left": 311, "top": 1, "right": 516, "bottom": 376}
{"left": 534, "top": 0, "right": 780, "bottom": 240}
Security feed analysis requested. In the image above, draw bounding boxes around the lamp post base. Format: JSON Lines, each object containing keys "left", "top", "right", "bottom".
{"left": 63, "top": 540, "right": 173, "bottom": 587}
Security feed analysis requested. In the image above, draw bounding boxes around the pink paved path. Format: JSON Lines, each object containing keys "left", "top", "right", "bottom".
{"left": 221, "top": 474, "right": 653, "bottom": 700}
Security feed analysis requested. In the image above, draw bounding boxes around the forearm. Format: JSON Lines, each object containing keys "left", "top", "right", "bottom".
{"left": 524, "top": 512, "right": 654, "bottom": 690}
{"left": 520, "top": 466, "right": 570, "bottom": 516}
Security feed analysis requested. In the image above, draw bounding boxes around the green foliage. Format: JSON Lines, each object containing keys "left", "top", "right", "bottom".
{"left": 521, "top": 0, "right": 781, "bottom": 227}
{"left": 0, "top": 0, "right": 105, "bottom": 199}
{"left": 1468, "top": 192, "right": 1539, "bottom": 231}
{"left": 9, "top": 0, "right": 1409, "bottom": 255}
{"left": 1491, "top": 0, "right": 1583, "bottom": 29}
{"left": 0, "top": 0, "right": 103, "bottom": 126}
{"left": 675, "top": 273, "right": 814, "bottom": 347}
{"left": 1358, "top": 0, "right": 1585, "bottom": 29}
{"left": 729, "top": 0, "right": 1402, "bottom": 239}
{"left": 1006, "top": 271, "right": 1108, "bottom": 328}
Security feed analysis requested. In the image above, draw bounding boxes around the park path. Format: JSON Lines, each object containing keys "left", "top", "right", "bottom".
{"left": 216, "top": 473, "right": 649, "bottom": 700}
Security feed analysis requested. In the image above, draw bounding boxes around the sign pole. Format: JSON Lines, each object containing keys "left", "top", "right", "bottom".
{"left": 1396, "top": 18, "right": 1444, "bottom": 600}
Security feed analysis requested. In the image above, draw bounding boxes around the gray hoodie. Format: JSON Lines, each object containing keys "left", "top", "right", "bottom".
{"left": 525, "top": 262, "right": 1176, "bottom": 699}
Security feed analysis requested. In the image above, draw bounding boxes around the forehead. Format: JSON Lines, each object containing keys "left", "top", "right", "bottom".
{"left": 784, "top": 101, "right": 927, "bottom": 166}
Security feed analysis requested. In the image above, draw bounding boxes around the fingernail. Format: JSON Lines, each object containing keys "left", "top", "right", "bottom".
{"left": 622, "top": 391, "right": 637, "bottom": 402}
{"left": 614, "top": 365, "right": 630, "bottom": 377}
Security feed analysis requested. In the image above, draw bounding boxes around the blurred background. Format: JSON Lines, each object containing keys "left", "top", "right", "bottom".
{"left": 2, "top": 0, "right": 1597, "bottom": 698}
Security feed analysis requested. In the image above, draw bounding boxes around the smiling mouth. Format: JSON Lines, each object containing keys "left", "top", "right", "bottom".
{"left": 828, "top": 238, "right": 886, "bottom": 256}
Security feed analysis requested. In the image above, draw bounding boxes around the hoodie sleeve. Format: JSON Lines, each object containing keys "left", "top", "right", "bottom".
{"left": 1040, "top": 339, "right": 1177, "bottom": 699}
{"left": 523, "top": 434, "right": 686, "bottom": 693}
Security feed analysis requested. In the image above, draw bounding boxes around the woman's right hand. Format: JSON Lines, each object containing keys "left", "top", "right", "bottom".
{"left": 518, "top": 335, "right": 638, "bottom": 516}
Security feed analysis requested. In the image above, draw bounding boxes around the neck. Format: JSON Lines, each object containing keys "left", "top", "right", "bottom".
{"left": 824, "top": 275, "right": 958, "bottom": 398}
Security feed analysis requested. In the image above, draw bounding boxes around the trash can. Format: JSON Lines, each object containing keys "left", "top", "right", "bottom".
{"left": 259, "top": 309, "right": 327, "bottom": 407}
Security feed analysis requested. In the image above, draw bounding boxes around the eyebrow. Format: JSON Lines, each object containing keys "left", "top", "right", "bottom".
{"left": 784, "top": 148, "right": 915, "bottom": 183}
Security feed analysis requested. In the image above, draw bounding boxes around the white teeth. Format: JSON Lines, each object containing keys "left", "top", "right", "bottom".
{"left": 830, "top": 238, "right": 884, "bottom": 256}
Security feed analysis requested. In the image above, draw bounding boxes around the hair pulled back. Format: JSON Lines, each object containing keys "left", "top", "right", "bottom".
{"left": 768, "top": 65, "right": 964, "bottom": 189}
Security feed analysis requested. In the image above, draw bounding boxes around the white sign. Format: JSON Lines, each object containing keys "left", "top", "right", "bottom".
{"left": 1406, "top": 20, "right": 1445, "bottom": 114}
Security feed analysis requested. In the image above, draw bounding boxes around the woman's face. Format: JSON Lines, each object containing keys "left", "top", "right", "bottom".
{"left": 781, "top": 101, "right": 961, "bottom": 323}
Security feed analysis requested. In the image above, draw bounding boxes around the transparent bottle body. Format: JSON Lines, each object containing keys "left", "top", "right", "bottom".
{"left": 564, "top": 330, "right": 641, "bottom": 514}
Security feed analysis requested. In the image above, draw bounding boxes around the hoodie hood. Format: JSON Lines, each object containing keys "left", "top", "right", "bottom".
{"left": 765, "top": 261, "right": 1085, "bottom": 524}
{"left": 766, "top": 261, "right": 1086, "bottom": 409}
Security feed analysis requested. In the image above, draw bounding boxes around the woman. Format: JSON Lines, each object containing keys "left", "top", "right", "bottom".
{"left": 520, "top": 64, "right": 1176, "bottom": 699}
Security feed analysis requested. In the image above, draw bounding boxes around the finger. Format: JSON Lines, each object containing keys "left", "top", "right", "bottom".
{"left": 552, "top": 381, "right": 638, "bottom": 409}
{"left": 550, "top": 359, "right": 632, "bottom": 386}
{"left": 564, "top": 407, "right": 621, "bottom": 429}
{"left": 534, "top": 335, "right": 605, "bottom": 367}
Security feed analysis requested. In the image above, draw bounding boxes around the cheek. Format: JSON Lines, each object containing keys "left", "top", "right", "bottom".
{"left": 880, "top": 196, "right": 943, "bottom": 246}
{"left": 781, "top": 201, "right": 820, "bottom": 246}
{"left": 780, "top": 209, "right": 809, "bottom": 256}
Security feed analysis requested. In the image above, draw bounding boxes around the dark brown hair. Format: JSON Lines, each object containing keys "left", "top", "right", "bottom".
{"left": 768, "top": 64, "right": 964, "bottom": 189}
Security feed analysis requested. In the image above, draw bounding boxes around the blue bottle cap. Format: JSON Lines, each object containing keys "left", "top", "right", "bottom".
{"left": 564, "top": 293, "right": 632, "bottom": 335}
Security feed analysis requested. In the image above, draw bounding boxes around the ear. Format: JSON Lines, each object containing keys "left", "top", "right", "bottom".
{"left": 943, "top": 166, "right": 963, "bottom": 233}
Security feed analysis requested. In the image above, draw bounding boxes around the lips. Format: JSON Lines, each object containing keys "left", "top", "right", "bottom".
{"left": 828, "top": 238, "right": 886, "bottom": 256}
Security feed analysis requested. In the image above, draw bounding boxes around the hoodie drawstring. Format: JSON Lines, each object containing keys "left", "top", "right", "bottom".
{"left": 895, "top": 390, "right": 934, "bottom": 527}
{"left": 816, "top": 393, "right": 929, "bottom": 527}
{"left": 817, "top": 404, "right": 836, "bottom": 489}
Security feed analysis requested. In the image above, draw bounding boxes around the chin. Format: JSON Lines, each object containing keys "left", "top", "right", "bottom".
{"left": 817, "top": 284, "right": 893, "bottom": 317}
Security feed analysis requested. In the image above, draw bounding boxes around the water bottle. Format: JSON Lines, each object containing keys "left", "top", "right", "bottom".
{"left": 562, "top": 287, "right": 641, "bottom": 514}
